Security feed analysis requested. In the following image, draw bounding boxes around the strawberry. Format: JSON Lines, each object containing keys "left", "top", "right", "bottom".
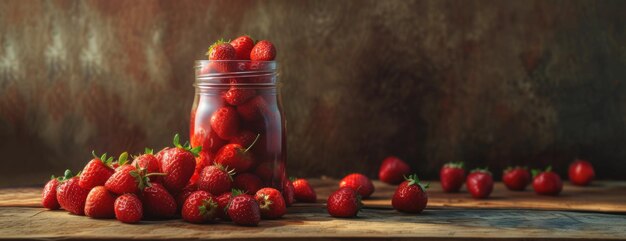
{"left": 254, "top": 160, "right": 284, "bottom": 182}
{"left": 42, "top": 175, "right": 60, "bottom": 210}
{"left": 379, "top": 156, "right": 411, "bottom": 185}
{"left": 250, "top": 40, "right": 276, "bottom": 61}
{"left": 214, "top": 134, "right": 260, "bottom": 173}
{"left": 84, "top": 186, "right": 116, "bottom": 218}
{"left": 216, "top": 191, "right": 233, "bottom": 220}
{"left": 141, "top": 182, "right": 177, "bottom": 218}
{"left": 197, "top": 164, "right": 234, "bottom": 196}
{"left": 224, "top": 87, "right": 256, "bottom": 106}
{"left": 56, "top": 170, "right": 90, "bottom": 215}
{"left": 392, "top": 174, "right": 429, "bottom": 213}
{"left": 231, "top": 130, "right": 258, "bottom": 147}
{"left": 114, "top": 193, "right": 142, "bottom": 223}
{"left": 233, "top": 173, "right": 264, "bottom": 194}
{"left": 131, "top": 148, "right": 161, "bottom": 183}
{"left": 326, "top": 187, "right": 361, "bottom": 218}
{"left": 210, "top": 106, "right": 240, "bottom": 140}
{"left": 176, "top": 183, "right": 198, "bottom": 210}
{"left": 255, "top": 187, "right": 286, "bottom": 219}
{"left": 532, "top": 166, "right": 563, "bottom": 195}
{"left": 191, "top": 128, "right": 227, "bottom": 154}
{"left": 206, "top": 40, "right": 236, "bottom": 73}
{"left": 503, "top": 166, "right": 531, "bottom": 191}
{"left": 440, "top": 162, "right": 466, "bottom": 192}
{"left": 105, "top": 154, "right": 160, "bottom": 195}
{"left": 182, "top": 190, "right": 219, "bottom": 223}
{"left": 292, "top": 178, "right": 317, "bottom": 203}
{"left": 189, "top": 151, "right": 213, "bottom": 186}
{"left": 466, "top": 168, "right": 493, "bottom": 199}
{"left": 339, "top": 173, "right": 375, "bottom": 199}
{"left": 79, "top": 151, "right": 115, "bottom": 189}
{"left": 283, "top": 179, "right": 295, "bottom": 207}
{"left": 237, "top": 96, "right": 269, "bottom": 122}
{"left": 159, "top": 134, "right": 201, "bottom": 194}
{"left": 230, "top": 35, "right": 255, "bottom": 60}
{"left": 568, "top": 159, "right": 595, "bottom": 186}
{"left": 227, "top": 192, "right": 261, "bottom": 226}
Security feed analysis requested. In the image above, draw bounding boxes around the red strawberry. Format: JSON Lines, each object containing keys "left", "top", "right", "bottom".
{"left": 255, "top": 187, "right": 286, "bottom": 219}
{"left": 207, "top": 40, "right": 236, "bottom": 60}
{"left": 283, "top": 179, "right": 295, "bottom": 207}
{"left": 182, "top": 190, "right": 219, "bottom": 223}
{"left": 326, "top": 187, "right": 361, "bottom": 218}
{"left": 392, "top": 174, "right": 429, "bottom": 213}
{"left": 237, "top": 96, "right": 269, "bottom": 122}
{"left": 56, "top": 170, "right": 90, "bottom": 215}
{"left": 206, "top": 40, "right": 236, "bottom": 73}
{"left": 227, "top": 193, "right": 261, "bottom": 226}
{"left": 131, "top": 149, "right": 161, "bottom": 183}
{"left": 568, "top": 159, "right": 595, "bottom": 186}
{"left": 84, "top": 186, "right": 116, "bottom": 218}
{"left": 339, "top": 173, "right": 375, "bottom": 199}
{"left": 230, "top": 35, "right": 255, "bottom": 60}
{"left": 379, "top": 156, "right": 411, "bottom": 185}
{"left": 292, "top": 178, "right": 316, "bottom": 203}
{"left": 114, "top": 193, "right": 143, "bottom": 223}
{"left": 224, "top": 87, "right": 256, "bottom": 106}
{"left": 214, "top": 134, "right": 260, "bottom": 173}
{"left": 254, "top": 160, "right": 284, "bottom": 182}
{"left": 231, "top": 130, "right": 258, "bottom": 147}
{"left": 191, "top": 128, "right": 226, "bottom": 154}
{"left": 216, "top": 191, "right": 233, "bottom": 220}
{"left": 210, "top": 106, "right": 240, "bottom": 140}
{"left": 141, "top": 182, "right": 177, "bottom": 218}
{"left": 532, "top": 166, "right": 563, "bottom": 195}
{"left": 233, "top": 173, "right": 263, "bottom": 194}
{"left": 197, "top": 164, "right": 234, "bottom": 196}
{"left": 503, "top": 166, "right": 531, "bottom": 191}
{"left": 42, "top": 175, "right": 60, "bottom": 210}
{"left": 105, "top": 157, "right": 158, "bottom": 195}
{"left": 159, "top": 134, "right": 200, "bottom": 194}
{"left": 176, "top": 183, "right": 198, "bottom": 210}
{"left": 440, "top": 162, "right": 466, "bottom": 192}
{"left": 79, "top": 152, "right": 115, "bottom": 189}
{"left": 250, "top": 40, "right": 276, "bottom": 61}
{"left": 466, "top": 168, "right": 494, "bottom": 199}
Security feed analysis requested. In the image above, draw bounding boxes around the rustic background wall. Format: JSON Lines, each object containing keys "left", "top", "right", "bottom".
{"left": 1, "top": 0, "right": 625, "bottom": 186}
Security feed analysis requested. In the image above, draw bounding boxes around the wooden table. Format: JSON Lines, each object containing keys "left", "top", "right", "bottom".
{"left": 1, "top": 179, "right": 625, "bottom": 240}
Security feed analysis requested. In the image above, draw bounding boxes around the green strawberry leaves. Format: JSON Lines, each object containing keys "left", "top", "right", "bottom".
{"left": 404, "top": 174, "right": 430, "bottom": 191}
{"left": 173, "top": 133, "right": 202, "bottom": 157}
{"left": 92, "top": 151, "right": 115, "bottom": 167}
{"left": 470, "top": 167, "right": 492, "bottom": 175}
{"left": 445, "top": 162, "right": 464, "bottom": 169}
{"left": 131, "top": 162, "right": 166, "bottom": 191}
{"left": 198, "top": 197, "right": 218, "bottom": 217}
{"left": 145, "top": 148, "right": 154, "bottom": 155}
{"left": 57, "top": 169, "right": 79, "bottom": 183}
{"left": 532, "top": 165, "right": 552, "bottom": 178}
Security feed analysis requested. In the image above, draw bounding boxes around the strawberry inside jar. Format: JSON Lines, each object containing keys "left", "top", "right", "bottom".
{"left": 191, "top": 59, "right": 286, "bottom": 194}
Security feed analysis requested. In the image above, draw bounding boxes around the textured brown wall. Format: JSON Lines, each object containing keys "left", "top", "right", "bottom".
{"left": 1, "top": 0, "right": 625, "bottom": 186}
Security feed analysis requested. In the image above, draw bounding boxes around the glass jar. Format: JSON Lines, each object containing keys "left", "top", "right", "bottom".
{"left": 190, "top": 60, "right": 286, "bottom": 193}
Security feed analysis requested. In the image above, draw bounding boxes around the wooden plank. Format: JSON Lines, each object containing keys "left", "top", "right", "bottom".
{"left": 0, "top": 207, "right": 625, "bottom": 240}
{"left": 2, "top": 180, "right": 626, "bottom": 213}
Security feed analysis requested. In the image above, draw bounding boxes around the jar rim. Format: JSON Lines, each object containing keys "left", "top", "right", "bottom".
{"left": 195, "top": 60, "right": 278, "bottom": 86}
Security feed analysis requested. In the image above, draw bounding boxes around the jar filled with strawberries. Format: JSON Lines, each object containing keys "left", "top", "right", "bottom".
{"left": 190, "top": 36, "right": 287, "bottom": 196}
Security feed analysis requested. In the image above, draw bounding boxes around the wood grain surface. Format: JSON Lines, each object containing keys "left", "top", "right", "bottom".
{"left": 3, "top": 179, "right": 626, "bottom": 213}
{"left": 1, "top": 207, "right": 626, "bottom": 240}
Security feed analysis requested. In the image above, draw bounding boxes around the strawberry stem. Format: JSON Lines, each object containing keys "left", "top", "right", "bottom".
{"left": 243, "top": 134, "right": 261, "bottom": 153}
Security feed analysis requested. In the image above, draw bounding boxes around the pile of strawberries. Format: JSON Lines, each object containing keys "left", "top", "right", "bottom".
{"left": 40, "top": 134, "right": 314, "bottom": 226}
{"left": 438, "top": 159, "right": 595, "bottom": 198}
